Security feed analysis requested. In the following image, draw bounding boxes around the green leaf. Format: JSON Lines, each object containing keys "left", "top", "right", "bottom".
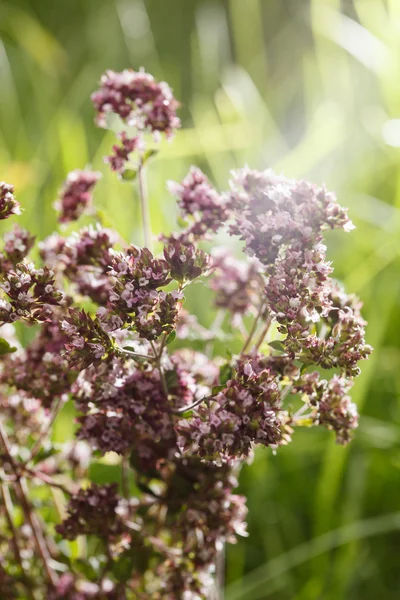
{"left": 212, "top": 384, "right": 226, "bottom": 395}
{"left": 268, "top": 340, "right": 286, "bottom": 352}
{"left": 0, "top": 337, "right": 17, "bottom": 356}
{"left": 142, "top": 148, "right": 159, "bottom": 165}
{"left": 112, "top": 554, "right": 136, "bottom": 583}
{"left": 165, "top": 330, "right": 176, "bottom": 345}
{"left": 219, "top": 363, "right": 233, "bottom": 385}
{"left": 177, "top": 215, "right": 189, "bottom": 229}
{"left": 121, "top": 168, "right": 137, "bottom": 181}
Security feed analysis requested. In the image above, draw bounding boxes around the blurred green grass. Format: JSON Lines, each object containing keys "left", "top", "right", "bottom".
{"left": 1, "top": 0, "right": 400, "bottom": 598}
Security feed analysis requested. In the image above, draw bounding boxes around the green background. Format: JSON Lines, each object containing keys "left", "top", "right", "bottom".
{"left": 1, "top": 0, "right": 400, "bottom": 598}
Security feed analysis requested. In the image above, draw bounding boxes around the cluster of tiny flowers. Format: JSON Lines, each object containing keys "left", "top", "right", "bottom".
{"left": 0, "top": 263, "right": 62, "bottom": 325}
{"left": 105, "top": 132, "right": 140, "bottom": 173}
{"left": 0, "top": 225, "right": 35, "bottom": 273}
{"left": 0, "top": 182, "right": 21, "bottom": 220}
{"left": 91, "top": 69, "right": 180, "bottom": 137}
{"left": 97, "top": 246, "right": 185, "bottom": 340}
{"left": 56, "top": 484, "right": 126, "bottom": 540}
{"left": 293, "top": 372, "right": 358, "bottom": 444}
{"left": 55, "top": 169, "right": 101, "bottom": 223}
{"left": 2, "top": 311, "right": 71, "bottom": 407}
{"left": 40, "top": 224, "right": 119, "bottom": 304}
{"left": 227, "top": 167, "right": 371, "bottom": 376}
{"left": 165, "top": 167, "right": 231, "bottom": 243}
{"left": 0, "top": 69, "right": 371, "bottom": 599}
{"left": 210, "top": 248, "right": 263, "bottom": 315}
{"left": 178, "top": 354, "right": 291, "bottom": 462}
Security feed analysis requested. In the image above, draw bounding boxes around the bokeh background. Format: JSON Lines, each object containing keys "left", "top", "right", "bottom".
{"left": 1, "top": 0, "right": 400, "bottom": 598}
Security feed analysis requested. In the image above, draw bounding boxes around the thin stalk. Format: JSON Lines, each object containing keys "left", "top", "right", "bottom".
{"left": 0, "top": 420, "right": 58, "bottom": 587}
{"left": 26, "top": 396, "right": 64, "bottom": 465}
{"left": 241, "top": 302, "right": 266, "bottom": 354}
{"left": 172, "top": 396, "right": 206, "bottom": 414}
{"left": 254, "top": 314, "right": 272, "bottom": 350}
{"left": 205, "top": 309, "right": 225, "bottom": 358}
{"left": 119, "top": 347, "right": 153, "bottom": 361}
{"left": 121, "top": 456, "right": 130, "bottom": 499}
{"left": 215, "top": 543, "right": 225, "bottom": 600}
{"left": 137, "top": 157, "right": 152, "bottom": 252}
{"left": 1, "top": 483, "right": 35, "bottom": 599}
{"left": 22, "top": 466, "right": 72, "bottom": 496}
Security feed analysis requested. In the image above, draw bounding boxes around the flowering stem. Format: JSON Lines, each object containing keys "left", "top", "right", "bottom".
{"left": 137, "top": 156, "right": 152, "bottom": 252}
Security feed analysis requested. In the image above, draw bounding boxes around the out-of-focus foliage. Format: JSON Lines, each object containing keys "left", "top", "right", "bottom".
{"left": 0, "top": 0, "right": 399, "bottom": 598}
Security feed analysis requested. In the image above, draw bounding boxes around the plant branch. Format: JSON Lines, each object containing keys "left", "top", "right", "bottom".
{"left": 241, "top": 301, "right": 266, "bottom": 354}
{"left": 0, "top": 420, "right": 58, "bottom": 587}
{"left": 25, "top": 396, "right": 64, "bottom": 465}
{"left": 0, "top": 483, "right": 35, "bottom": 599}
{"left": 172, "top": 396, "right": 207, "bottom": 414}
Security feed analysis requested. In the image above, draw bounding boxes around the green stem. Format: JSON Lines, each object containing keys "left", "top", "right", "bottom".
{"left": 137, "top": 158, "right": 152, "bottom": 252}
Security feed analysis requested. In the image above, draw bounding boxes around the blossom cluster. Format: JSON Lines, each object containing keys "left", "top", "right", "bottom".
{"left": 91, "top": 69, "right": 180, "bottom": 137}
{"left": 0, "top": 69, "right": 371, "bottom": 599}
{"left": 0, "top": 182, "right": 20, "bottom": 220}
{"left": 55, "top": 169, "right": 101, "bottom": 224}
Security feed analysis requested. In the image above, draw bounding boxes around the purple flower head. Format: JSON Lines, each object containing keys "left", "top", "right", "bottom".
{"left": 166, "top": 167, "right": 230, "bottom": 243}
{"left": 105, "top": 132, "right": 139, "bottom": 173}
{"left": 55, "top": 169, "right": 101, "bottom": 224}
{"left": 0, "top": 182, "right": 21, "bottom": 220}
{"left": 210, "top": 249, "right": 263, "bottom": 315}
{"left": 294, "top": 373, "right": 358, "bottom": 444}
{"left": 2, "top": 310, "right": 71, "bottom": 408}
{"left": 0, "top": 263, "right": 62, "bottom": 325}
{"left": 178, "top": 355, "right": 291, "bottom": 462}
{"left": 0, "top": 225, "right": 35, "bottom": 274}
{"left": 164, "top": 241, "right": 211, "bottom": 283}
{"left": 61, "top": 308, "right": 115, "bottom": 369}
{"left": 229, "top": 167, "right": 354, "bottom": 265}
{"left": 91, "top": 69, "right": 180, "bottom": 137}
{"left": 56, "top": 484, "right": 125, "bottom": 540}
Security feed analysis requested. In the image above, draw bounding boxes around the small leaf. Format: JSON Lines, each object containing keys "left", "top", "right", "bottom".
{"left": 268, "top": 340, "right": 286, "bottom": 352}
{"left": 219, "top": 363, "right": 232, "bottom": 385}
{"left": 142, "top": 148, "right": 159, "bottom": 165}
{"left": 177, "top": 216, "right": 189, "bottom": 229}
{"left": 112, "top": 554, "right": 136, "bottom": 583}
{"left": 212, "top": 385, "right": 226, "bottom": 395}
{"left": 121, "top": 169, "right": 137, "bottom": 181}
{"left": 0, "top": 338, "right": 17, "bottom": 356}
{"left": 165, "top": 331, "right": 176, "bottom": 345}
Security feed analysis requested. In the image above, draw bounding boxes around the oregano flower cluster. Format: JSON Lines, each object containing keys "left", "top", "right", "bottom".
{"left": 0, "top": 69, "right": 371, "bottom": 599}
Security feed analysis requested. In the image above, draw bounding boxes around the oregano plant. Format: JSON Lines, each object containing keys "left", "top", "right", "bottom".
{"left": 0, "top": 69, "right": 371, "bottom": 599}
